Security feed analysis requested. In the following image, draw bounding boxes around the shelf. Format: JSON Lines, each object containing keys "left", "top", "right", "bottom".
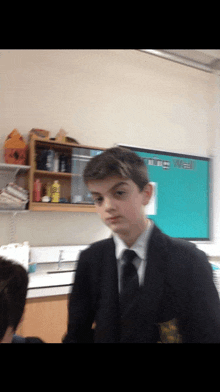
{"left": 0, "top": 209, "right": 29, "bottom": 214}
{"left": 33, "top": 138, "right": 104, "bottom": 151}
{"left": 0, "top": 163, "right": 30, "bottom": 172}
{"left": 34, "top": 170, "right": 80, "bottom": 177}
{"left": 29, "top": 202, "right": 96, "bottom": 212}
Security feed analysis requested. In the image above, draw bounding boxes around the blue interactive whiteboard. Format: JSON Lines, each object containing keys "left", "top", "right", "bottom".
{"left": 119, "top": 144, "right": 210, "bottom": 241}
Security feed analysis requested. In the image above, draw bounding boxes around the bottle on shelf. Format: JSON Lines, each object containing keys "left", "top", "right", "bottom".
{"left": 46, "top": 149, "right": 55, "bottom": 171}
{"left": 51, "top": 180, "right": 60, "bottom": 203}
{"left": 33, "top": 179, "right": 42, "bottom": 202}
{"left": 54, "top": 152, "right": 59, "bottom": 172}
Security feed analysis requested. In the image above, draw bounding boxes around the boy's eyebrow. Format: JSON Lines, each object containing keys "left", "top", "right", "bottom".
{"left": 90, "top": 191, "right": 101, "bottom": 196}
{"left": 90, "top": 181, "right": 129, "bottom": 196}
{"left": 111, "top": 181, "right": 129, "bottom": 191}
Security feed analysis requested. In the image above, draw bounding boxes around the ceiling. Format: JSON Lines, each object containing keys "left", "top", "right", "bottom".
{"left": 140, "top": 50, "right": 220, "bottom": 73}
{"left": 163, "top": 50, "right": 220, "bottom": 69}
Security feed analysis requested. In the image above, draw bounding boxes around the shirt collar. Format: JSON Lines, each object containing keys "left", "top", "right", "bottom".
{"left": 113, "top": 219, "right": 153, "bottom": 260}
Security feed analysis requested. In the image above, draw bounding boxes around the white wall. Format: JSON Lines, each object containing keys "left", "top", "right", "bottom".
{"left": 0, "top": 49, "right": 217, "bottom": 247}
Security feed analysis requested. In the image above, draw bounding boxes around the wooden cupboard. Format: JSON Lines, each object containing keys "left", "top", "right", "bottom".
{"left": 17, "top": 295, "right": 69, "bottom": 343}
{"left": 28, "top": 137, "right": 104, "bottom": 212}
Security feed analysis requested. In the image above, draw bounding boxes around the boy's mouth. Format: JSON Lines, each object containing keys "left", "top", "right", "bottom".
{"left": 106, "top": 216, "right": 122, "bottom": 223}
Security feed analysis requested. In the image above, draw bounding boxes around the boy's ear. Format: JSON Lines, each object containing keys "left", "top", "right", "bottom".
{"left": 142, "top": 183, "right": 153, "bottom": 206}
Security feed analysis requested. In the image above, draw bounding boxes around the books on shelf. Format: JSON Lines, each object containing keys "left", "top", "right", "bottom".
{"left": 6, "top": 182, "right": 28, "bottom": 200}
{"left": 0, "top": 182, "right": 29, "bottom": 210}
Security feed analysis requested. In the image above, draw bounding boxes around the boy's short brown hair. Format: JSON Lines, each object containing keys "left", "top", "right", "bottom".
{"left": 83, "top": 146, "right": 149, "bottom": 191}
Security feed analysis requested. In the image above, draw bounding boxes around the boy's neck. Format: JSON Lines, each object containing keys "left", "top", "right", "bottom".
{"left": 1, "top": 326, "right": 14, "bottom": 343}
{"left": 118, "top": 219, "right": 149, "bottom": 248}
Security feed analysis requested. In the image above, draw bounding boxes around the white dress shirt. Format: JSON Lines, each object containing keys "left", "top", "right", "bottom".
{"left": 112, "top": 219, "right": 154, "bottom": 292}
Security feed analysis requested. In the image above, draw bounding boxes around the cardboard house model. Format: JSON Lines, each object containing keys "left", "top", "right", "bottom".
{"left": 4, "top": 129, "right": 27, "bottom": 165}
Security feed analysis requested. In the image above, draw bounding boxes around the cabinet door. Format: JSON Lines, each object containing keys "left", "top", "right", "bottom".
{"left": 18, "top": 295, "right": 68, "bottom": 343}
{"left": 71, "top": 148, "right": 103, "bottom": 204}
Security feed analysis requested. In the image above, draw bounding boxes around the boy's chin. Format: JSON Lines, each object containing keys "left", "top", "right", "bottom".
{"left": 109, "top": 224, "right": 128, "bottom": 236}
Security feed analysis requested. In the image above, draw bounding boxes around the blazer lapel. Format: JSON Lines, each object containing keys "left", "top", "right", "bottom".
{"left": 135, "top": 224, "right": 168, "bottom": 342}
{"left": 94, "top": 238, "right": 121, "bottom": 343}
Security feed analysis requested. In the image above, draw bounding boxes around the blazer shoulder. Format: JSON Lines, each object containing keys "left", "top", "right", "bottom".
{"left": 152, "top": 224, "right": 209, "bottom": 269}
{"left": 150, "top": 224, "right": 201, "bottom": 259}
{"left": 77, "top": 237, "right": 115, "bottom": 290}
{"left": 82, "top": 237, "right": 114, "bottom": 255}
{"left": 168, "top": 235, "right": 197, "bottom": 254}
{"left": 164, "top": 233, "right": 211, "bottom": 280}
{"left": 168, "top": 236, "right": 207, "bottom": 262}
{"left": 79, "top": 237, "right": 114, "bottom": 265}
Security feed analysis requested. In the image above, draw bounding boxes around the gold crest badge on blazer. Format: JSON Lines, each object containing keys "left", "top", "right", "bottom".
{"left": 158, "top": 318, "right": 182, "bottom": 343}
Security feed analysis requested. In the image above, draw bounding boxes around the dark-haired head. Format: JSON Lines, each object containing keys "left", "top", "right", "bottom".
{"left": 0, "top": 257, "right": 28, "bottom": 342}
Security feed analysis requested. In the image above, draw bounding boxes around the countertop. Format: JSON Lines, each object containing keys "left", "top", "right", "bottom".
{"left": 27, "top": 245, "right": 88, "bottom": 298}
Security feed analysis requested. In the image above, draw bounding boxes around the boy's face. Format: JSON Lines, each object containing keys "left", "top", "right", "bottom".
{"left": 87, "top": 176, "right": 152, "bottom": 247}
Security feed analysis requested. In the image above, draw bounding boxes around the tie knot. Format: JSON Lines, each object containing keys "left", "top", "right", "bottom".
{"left": 122, "top": 249, "right": 137, "bottom": 264}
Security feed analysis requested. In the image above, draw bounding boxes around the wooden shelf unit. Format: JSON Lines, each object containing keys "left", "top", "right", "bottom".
{"left": 28, "top": 138, "right": 104, "bottom": 212}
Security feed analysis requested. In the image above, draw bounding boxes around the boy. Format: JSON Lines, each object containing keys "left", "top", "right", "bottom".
{"left": 0, "top": 257, "right": 43, "bottom": 343}
{"left": 63, "top": 146, "right": 220, "bottom": 343}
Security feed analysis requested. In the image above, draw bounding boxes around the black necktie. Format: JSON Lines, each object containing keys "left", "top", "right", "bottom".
{"left": 120, "top": 249, "right": 139, "bottom": 313}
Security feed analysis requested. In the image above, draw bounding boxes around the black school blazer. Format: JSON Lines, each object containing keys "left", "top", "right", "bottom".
{"left": 64, "top": 224, "right": 220, "bottom": 343}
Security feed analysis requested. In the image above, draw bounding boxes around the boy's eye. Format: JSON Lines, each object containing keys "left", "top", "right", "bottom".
{"left": 115, "top": 190, "right": 126, "bottom": 197}
{"left": 93, "top": 190, "right": 126, "bottom": 205}
{"left": 94, "top": 196, "right": 103, "bottom": 205}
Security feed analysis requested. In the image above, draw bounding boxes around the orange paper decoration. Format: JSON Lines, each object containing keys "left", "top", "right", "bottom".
{"left": 4, "top": 129, "right": 27, "bottom": 165}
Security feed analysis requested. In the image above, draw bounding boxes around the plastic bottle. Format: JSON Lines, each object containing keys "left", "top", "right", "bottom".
{"left": 54, "top": 152, "right": 59, "bottom": 172}
{"left": 46, "top": 149, "right": 55, "bottom": 171}
{"left": 59, "top": 153, "right": 67, "bottom": 172}
{"left": 51, "top": 180, "right": 60, "bottom": 203}
{"left": 33, "top": 179, "right": 42, "bottom": 202}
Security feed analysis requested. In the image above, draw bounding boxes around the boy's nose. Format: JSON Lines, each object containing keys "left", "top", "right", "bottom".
{"left": 104, "top": 197, "right": 116, "bottom": 212}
